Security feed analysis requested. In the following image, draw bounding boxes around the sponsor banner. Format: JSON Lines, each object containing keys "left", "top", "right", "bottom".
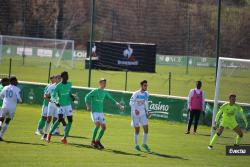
{"left": 17, "top": 47, "right": 33, "bottom": 56}
{"left": 226, "top": 146, "right": 250, "bottom": 156}
{"left": 37, "top": 49, "right": 53, "bottom": 57}
{"left": 86, "top": 41, "right": 156, "bottom": 72}
{"left": 18, "top": 82, "right": 250, "bottom": 128}
{"left": 156, "top": 55, "right": 216, "bottom": 67}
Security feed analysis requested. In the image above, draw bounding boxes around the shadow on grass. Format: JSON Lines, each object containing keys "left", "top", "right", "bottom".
{"left": 198, "top": 133, "right": 233, "bottom": 139}
{"left": 2, "top": 140, "right": 46, "bottom": 146}
{"left": 55, "top": 134, "right": 89, "bottom": 140}
{"left": 69, "top": 142, "right": 145, "bottom": 157}
{"left": 145, "top": 151, "right": 188, "bottom": 160}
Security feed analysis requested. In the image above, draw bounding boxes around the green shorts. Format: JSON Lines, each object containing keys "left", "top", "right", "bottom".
{"left": 220, "top": 118, "right": 238, "bottom": 130}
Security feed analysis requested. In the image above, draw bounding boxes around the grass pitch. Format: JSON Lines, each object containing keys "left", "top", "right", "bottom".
{"left": 0, "top": 104, "right": 249, "bottom": 167}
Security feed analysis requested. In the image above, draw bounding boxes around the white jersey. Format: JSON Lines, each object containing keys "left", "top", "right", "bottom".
{"left": 47, "top": 83, "right": 56, "bottom": 95}
{"left": 0, "top": 85, "right": 22, "bottom": 109}
{"left": 129, "top": 90, "right": 149, "bottom": 117}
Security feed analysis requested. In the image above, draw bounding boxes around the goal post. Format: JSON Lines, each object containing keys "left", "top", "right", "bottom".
{"left": 0, "top": 35, "right": 75, "bottom": 69}
{"left": 211, "top": 57, "right": 250, "bottom": 137}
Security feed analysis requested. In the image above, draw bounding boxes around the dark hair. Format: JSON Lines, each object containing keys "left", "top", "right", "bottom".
{"left": 140, "top": 80, "right": 147, "bottom": 86}
{"left": 61, "top": 71, "right": 68, "bottom": 77}
{"left": 9, "top": 76, "right": 18, "bottom": 85}
{"left": 196, "top": 81, "right": 202, "bottom": 85}
{"left": 229, "top": 94, "right": 236, "bottom": 98}
{"left": 1, "top": 77, "right": 9, "bottom": 84}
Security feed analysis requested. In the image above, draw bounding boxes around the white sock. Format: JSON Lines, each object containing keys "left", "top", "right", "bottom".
{"left": 0, "top": 124, "right": 9, "bottom": 138}
{"left": 0, "top": 121, "right": 2, "bottom": 127}
{"left": 44, "top": 122, "right": 50, "bottom": 134}
{"left": 134, "top": 133, "right": 139, "bottom": 145}
{"left": 142, "top": 133, "right": 148, "bottom": 145}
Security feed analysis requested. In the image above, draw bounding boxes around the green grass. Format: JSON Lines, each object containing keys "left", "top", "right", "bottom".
{"left": 0, "top": 56, "right": 250, "bottom": 103}
{"left": 0, "top": 104, "right": 249, "bottom": 167}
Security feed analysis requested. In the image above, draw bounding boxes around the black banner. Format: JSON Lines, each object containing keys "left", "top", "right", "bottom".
{"left": 86, "top": 41, "right": 156, "bottom": 73}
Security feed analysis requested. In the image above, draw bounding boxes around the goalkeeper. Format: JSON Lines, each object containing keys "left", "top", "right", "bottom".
{"left": 208, "top": 94, "right": 248, "bottom": 150}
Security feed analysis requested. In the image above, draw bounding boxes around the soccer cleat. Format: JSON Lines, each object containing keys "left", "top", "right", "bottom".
{"left": 47, "top": 134, "right": 52, "bottom": 143}
{"left": 142, "top": 144, "right": 151, "bottom": 152}
{"left": 0, "top": 137, "right": 3, "bottom": 141}
{"left": 208, "top": 145, "right": 213, "bottom": 150}
{"left": 91, "top": 141, "right": 99, "bottom": 148}
{"left": 185, "top": 131, "right": 190, "bottom": 134}
{"left": 96, "top": 140, "right": 104, "bottom": 149}
{"left": 135, "top": 145, "right": 141, "bottom": 151}
{"left": 35, "top": 130, "right": 42, "bottom": 136}
{"left": 61, "top": 137, "right": 68, "bottom": 144}
{"left": 41, "top": 134, "right": 47, "bottom": 141}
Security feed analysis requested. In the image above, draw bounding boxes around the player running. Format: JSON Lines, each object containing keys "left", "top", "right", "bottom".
{"left": 0, "top": 76, "right": 22, "bottom": 141}
{"left": 35, "top": 76, "right": 56, "bottom": 135}
{"left": 130, "top": 80, "right": 151, "bottom": 152}
{"left": 41, "top": 75, "right": 61, "bottom": 140}
{"left": 47, "top": 71, "right": 75, "bottom": 144}
{"left": 85, "top": 78, "right": 124, "bottom": 149}
{"left": 208, "top": 94, "right": 248, "bottom": 150}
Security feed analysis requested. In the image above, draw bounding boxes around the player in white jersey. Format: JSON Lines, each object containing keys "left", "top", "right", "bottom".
{"left": 0, "top": 76, "right": 22, "bottom": 141}
{"left": 130, "top": 80, "right": 151, "bottom": 152}
{"left": 41, "top": 75, "right": 61, "bottom": 140}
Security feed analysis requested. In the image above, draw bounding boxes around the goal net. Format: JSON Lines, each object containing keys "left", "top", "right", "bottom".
{"left": 0, "top": 35, "right": 75, "bottom": 69}
{"left": 211, "top": 57, "right": 250, "bottom": 134}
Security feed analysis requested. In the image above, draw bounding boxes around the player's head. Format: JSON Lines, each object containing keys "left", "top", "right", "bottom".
{"left": 196, "top": 81, "right": 202, "bottom": 89}
{"left": 140, "top": 80, "right": 148, "bottom": 91}
{"left": 56, "top": 74, "right": 61, "bottom": 83}
{"left": 50, "top": 75, "right": 57, "bottom": 84}
{"left": 61, "top": 71, "right": 68, "bottom": 82}
{"left": 229, "top": 94, "right": 236, "bottom": 104}
{"left": 99, "top": 78, "right": 106, "bottom": 89}
{"left": 1, "top": 77, "right": 10, "bottom": 86}
{"left": 9, "top": 76, "right": 18, "bottom": 86}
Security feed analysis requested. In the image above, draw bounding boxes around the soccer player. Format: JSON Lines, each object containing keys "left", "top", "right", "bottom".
{"left": 208, "top": 94, "right": 248, "bottom": 150}
{"left": 47, "top": 71, "right": 75, "bottom": 144}
{"left": 85, "top": 78, "right": 124, "bottom": 149}
{"left": 41, "top": 75, "right": 61, "bottom": 140}
{"left": 35, "top": 76, "right": 56, "bottom": 135}
{"left": 130, "top": 80, "right": 151, "bottom": 152}
{"left": 185, "top": 81, "right": 205, "bottom": 134}
{"left": 0, "top": 76, "right": 22, "bottom": 141}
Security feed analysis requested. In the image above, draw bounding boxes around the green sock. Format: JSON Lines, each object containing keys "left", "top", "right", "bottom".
{"left": 209, "top": 133, "right": 219, "bottom": 146}
{"left": 97, "top": 129, "right": 105, "bottom": 141}
{"left": 49, "top": 121, "right": 60, "bottom": 134}
{"left": 235, "top": 135, "right": 241, "bottom": 145}
{"left": 38, "top": 118, "right": 46, "bottom": 130}
{"left": 64, "top": 122, "right": 72, "bottom": 138}
{"left": 92, "top": 127, "right": 99, "bottom": 141}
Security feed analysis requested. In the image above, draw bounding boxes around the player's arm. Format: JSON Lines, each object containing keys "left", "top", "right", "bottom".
{"left": 51, "top": 85, "right": 59, "bottom": 106}
{"left": 129, "top": 92, "right": 137, "bottom": 112}
{"left": 187, "top": 89, "right": 193, "bottom": 110}
{"left": 238, "top": 105, "right": 248, "bottom": 128}
{"left": 85, "top": 89, "right": 95, "bottom": 111}
{"left": 106, "top": 91, "right": 124, "bottom": 110}
{"left": 215, "top": 104, "right": 225, "bottom": 126}
{"left": 16, "top": 88, "right": 22, "bottom": 103}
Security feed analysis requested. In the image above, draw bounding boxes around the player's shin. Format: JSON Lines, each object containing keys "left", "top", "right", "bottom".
{"left": 235, "top": 135, "right": 242, "bottom": 145}
{"left": 37, "top": 118, "right": 46, "bottom": 131}
{"left": 0, "top": 123, "right": 9, "bottom": 138}
{"left": 142, "top": 133, "right": 148, "bottom": 145}
{"left": 134, "top": 133, "right": 139, "bottom": 145}
{"left": 209, "top": 133, "right": 219, "bottom": 146}
{"left": 97, "top": 128, "right": 105, "bottom": 141}
{"left": 49, "top": 120, "right": 60, "bottom": 135}
{"left": 92, "top": 127, "right": 99, "bottom": 141}
{"left": 64, "top": 121, "right": 72, "bottom": 138}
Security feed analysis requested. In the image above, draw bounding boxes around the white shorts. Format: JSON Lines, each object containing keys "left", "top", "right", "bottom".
{"left": 0, "top": 108, "right": 16, "bottom": 119}
{"left": 91, "top": 112, "right": 106, "bottom": 124}
{"left": 59, "top": 105, "right": 73, "bottom": 116}
{"left": 47, "top": 102, "right": 59, "bottom": 118}
{"left": 131, "top": 114, "right": 148, "bottom": 128}
{"left": 41, "top": 106, "right": 48, "bottom": 117}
